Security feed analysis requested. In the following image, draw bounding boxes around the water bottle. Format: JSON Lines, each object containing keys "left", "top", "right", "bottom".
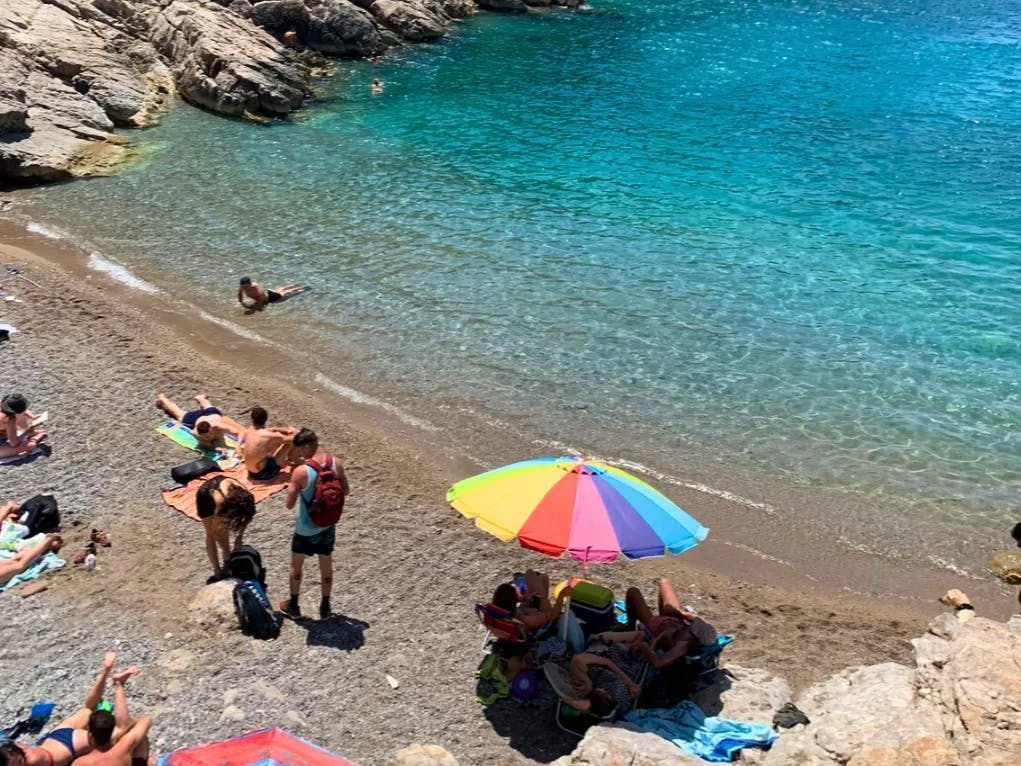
{"left": 84, "top": 553, "right": 96, "bottom": 570}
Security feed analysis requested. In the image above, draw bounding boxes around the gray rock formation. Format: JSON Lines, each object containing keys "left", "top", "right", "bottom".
{"left": 555, "top": 615, "right": 1021, "bottom": 766}
{"left": 0, "top": 0, "right": 172, "bottom": 181}
{"left": 150, "top": 0, "right": 311, "bottom": 118}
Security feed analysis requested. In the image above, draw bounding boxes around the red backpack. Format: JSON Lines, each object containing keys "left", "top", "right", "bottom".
{"left": 305, "top": 455, "right": 346, "bottom": 527}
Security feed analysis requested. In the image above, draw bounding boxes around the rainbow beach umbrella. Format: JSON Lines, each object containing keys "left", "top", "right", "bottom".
{"left": 447, "top": 456, "right": 708, "bottom": 568}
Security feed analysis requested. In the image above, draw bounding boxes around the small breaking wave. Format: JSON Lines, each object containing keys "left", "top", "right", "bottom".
{"left": 87, "top": 252, "right": 159, "bottom": 294}
{"left": 532, "top": 438, "right": 777, "bottom": 515}
{"left": 314, "top": 373, "right": 439, "bottom": 432}
{"left": 26, "top": 221, "right": 66, "bottom": 240}
{"left": 197, "top": 311, "right": 267, "bottom": 344}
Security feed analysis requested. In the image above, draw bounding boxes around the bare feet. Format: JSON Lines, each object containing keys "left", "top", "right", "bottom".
{"left": 155, "top": 394, "right": 171, "bottom": 414}
{"left": 45, "top": 534, "right": 63, "bottom": 553}
{"left": 112, "top": 667, "right": 140, "bottom": 685}
{"left": 103, "top": 651, "right": 117, "bottom": 671}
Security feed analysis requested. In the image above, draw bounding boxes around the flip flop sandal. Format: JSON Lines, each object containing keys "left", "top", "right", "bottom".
{"left": 73, "top": 543, "right": 97, "bottom": 565}
{"left": 90, "top": 529, "right": 112, "bottom": 547}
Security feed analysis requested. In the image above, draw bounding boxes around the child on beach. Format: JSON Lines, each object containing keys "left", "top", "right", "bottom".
{"left": 0, "top": 393, "right": 47, "bottom": 459}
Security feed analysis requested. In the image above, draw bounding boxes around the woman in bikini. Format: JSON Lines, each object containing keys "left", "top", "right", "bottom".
{"left": 196, "top": 475, "right": 256, "bottom": 583}
{"left": 0, "top": 393, "right": 47, "bottom": 459}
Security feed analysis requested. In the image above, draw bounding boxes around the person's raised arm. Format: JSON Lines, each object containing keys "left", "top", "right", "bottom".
{"left": 83, "top": 652, "right": 116, "bottom": 710}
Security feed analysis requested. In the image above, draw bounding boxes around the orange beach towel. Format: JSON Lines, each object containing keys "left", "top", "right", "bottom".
{"left": 161, "top": 465, "right": 291, "bottom": 521}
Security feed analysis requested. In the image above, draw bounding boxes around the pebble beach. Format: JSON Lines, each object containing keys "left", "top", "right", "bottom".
{"left": 0, "top": 218, "right": 1016, "bottom": 766}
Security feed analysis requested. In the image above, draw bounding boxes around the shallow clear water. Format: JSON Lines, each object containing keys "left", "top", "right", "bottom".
{"left": 15, "top": 0, "right": 1021, "bottom": 548}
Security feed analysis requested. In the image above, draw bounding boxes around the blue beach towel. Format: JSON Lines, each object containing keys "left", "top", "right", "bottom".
{"left": 623, "top": 701, "right": 778, "bottom": 762}
{"left": 0, "top": 525, "right": 66, "bottom": 593}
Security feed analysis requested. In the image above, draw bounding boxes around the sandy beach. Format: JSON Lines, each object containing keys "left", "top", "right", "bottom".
{"left": 0, "top": 216, "right": 1016, "bottom": 766}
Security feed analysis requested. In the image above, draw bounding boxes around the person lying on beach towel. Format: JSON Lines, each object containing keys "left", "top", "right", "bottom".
{"left": 155, "top": 393, "right": 245, "bottom": 453}
{"left": 237, "top": 276, "right": 307, "bottom": 310}
{"left": 0, "top": 534, "right": 62, "bottom": 587}
{"left": 196, "top": 475, "right": 256, "bottom": 583}
{"left": 0, "top": 653, "right": 142, "bottom": 766}
{"left": 238, "top": 406, "right": 298, "bottom": 481}
{"left": 0, "top": 394, "right": 47, "bottom": 460}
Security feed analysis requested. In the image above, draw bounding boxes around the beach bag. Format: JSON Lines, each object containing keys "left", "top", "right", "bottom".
{"left": 306, "top": 456, "right": 345, "bottom": 526}
{"left": 226, "top": 545, "right": 266, "bottom": 587}
{"left": 233, "top": 580, "right": 281, "bottom": 640}
{"left": 170, "top": 457, "right": 219, "bottom": 485}
{"left": 17, "top": 495, "right": 59, "bottom": 536}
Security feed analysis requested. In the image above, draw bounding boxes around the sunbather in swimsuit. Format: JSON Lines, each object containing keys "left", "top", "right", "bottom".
{"left": 35, "top": 730, "right": 76, "bottom": 761}
{"left": 248, "top": 456, "right": 280, "bottom": 481}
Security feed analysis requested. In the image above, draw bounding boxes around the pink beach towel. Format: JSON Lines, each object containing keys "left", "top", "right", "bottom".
{"left": 161, "top": 465, "right": 291, "bottom": 521}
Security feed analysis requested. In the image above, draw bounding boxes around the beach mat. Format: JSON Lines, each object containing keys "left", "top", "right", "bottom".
{"left": 0, "top": 444, "right": 51, "bottom": 466}
{"left": 156, "top": 420, "right": 239, "bottom": 464}
{"left": 161, "top": 465, "right": 290, "bottom": 521}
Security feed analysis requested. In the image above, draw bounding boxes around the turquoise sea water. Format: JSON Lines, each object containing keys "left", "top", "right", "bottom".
{"left": 14, "top": 0, "right": 1021, "bottom": 559}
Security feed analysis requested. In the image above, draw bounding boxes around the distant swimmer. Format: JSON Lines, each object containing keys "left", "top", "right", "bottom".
{"left": 237, "top": 276, "right": 308, "bottom": 311}
{"left": 371, "top": 79, "right": 384, "bottom": 95}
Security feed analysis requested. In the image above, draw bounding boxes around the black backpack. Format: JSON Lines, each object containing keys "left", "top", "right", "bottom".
{"left": 226, "top": 545, "right": 265, "bottom": 587}
{"left": 233, "top": 580, "right": 281, "bottom": 640}
{"left": 170, "top": 457, "right": 219, "bottom": 485}
{"left": 17, "top": 495, "right": 59, "bottom": 536}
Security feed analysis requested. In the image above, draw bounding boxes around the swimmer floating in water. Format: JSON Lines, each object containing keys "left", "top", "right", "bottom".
{"left": 371, "top": 79, "right": 384, "bottom": 94}
{"left": 237, "top": 277, "right": 308, "bottom": 311}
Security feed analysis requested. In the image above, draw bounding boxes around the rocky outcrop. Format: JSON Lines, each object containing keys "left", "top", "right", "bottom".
{"left": 387, "top": 744, "right": 460, "bottom": 766}
{"left": 150, "top": 0, "right": 310, "bottom": 118}
{"left": 555, "top": 616, "right": 1021, "bottom": 766}
{"left": 0, "top": 0, "right": 172, "bottom": 181}
{"left": 1, "top": 0, "right": 597, "bottom": 184}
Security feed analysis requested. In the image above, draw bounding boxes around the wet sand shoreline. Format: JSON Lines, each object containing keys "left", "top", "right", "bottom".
{"left": 0, "top": 213, "right": 1016, "bottom": 764}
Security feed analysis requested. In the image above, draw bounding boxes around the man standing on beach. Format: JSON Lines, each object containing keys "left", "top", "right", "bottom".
{"left": 280, "top": 428, "right": 350, "bottom": 620}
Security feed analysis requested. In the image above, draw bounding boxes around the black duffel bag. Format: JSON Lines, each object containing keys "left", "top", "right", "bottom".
{"left": 170, "top": 457, "right": 219, "bottom": 485}
{"left": 17, "top": 494, "right": 60, "bottom": 536}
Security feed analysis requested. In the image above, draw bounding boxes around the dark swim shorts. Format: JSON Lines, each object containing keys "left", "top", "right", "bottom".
{"left": 248, "top": 456, "right": 280, "bottom": 481}
{"left": 266, "top": 289, "right": 283, "bottom": 303}
{"left": 181, "top": 406, "right": 221, "bottom": 428}
{"left": 292, "top": 526, "right": 336, "bottom": 556}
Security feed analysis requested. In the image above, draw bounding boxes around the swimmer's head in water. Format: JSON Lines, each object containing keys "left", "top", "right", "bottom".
{"left": 239, "top": 276, "right": 252, "bottom": 286}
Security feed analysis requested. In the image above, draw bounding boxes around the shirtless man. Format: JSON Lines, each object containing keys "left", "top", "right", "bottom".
{"left": 238, "top": 406, "right": 297, "bottom": 481}
{"left": 71, "top": 717, "right": 152, "bottom": 766}
{"left": 4, "top": 653, "right": 138, "bottom": 766}
{"left": 155, "top": 393, "right": 245, "bottom": 452}
{"left": 237, "top": 277, "right": 306, "bottom": 310}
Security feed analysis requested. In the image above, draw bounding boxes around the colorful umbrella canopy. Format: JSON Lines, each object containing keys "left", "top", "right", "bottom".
{"left": 157, "top": 729, "right": 357, "bottom": 766}
{"left": 447, "top": 456, "right": 708, "bottom": 564}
